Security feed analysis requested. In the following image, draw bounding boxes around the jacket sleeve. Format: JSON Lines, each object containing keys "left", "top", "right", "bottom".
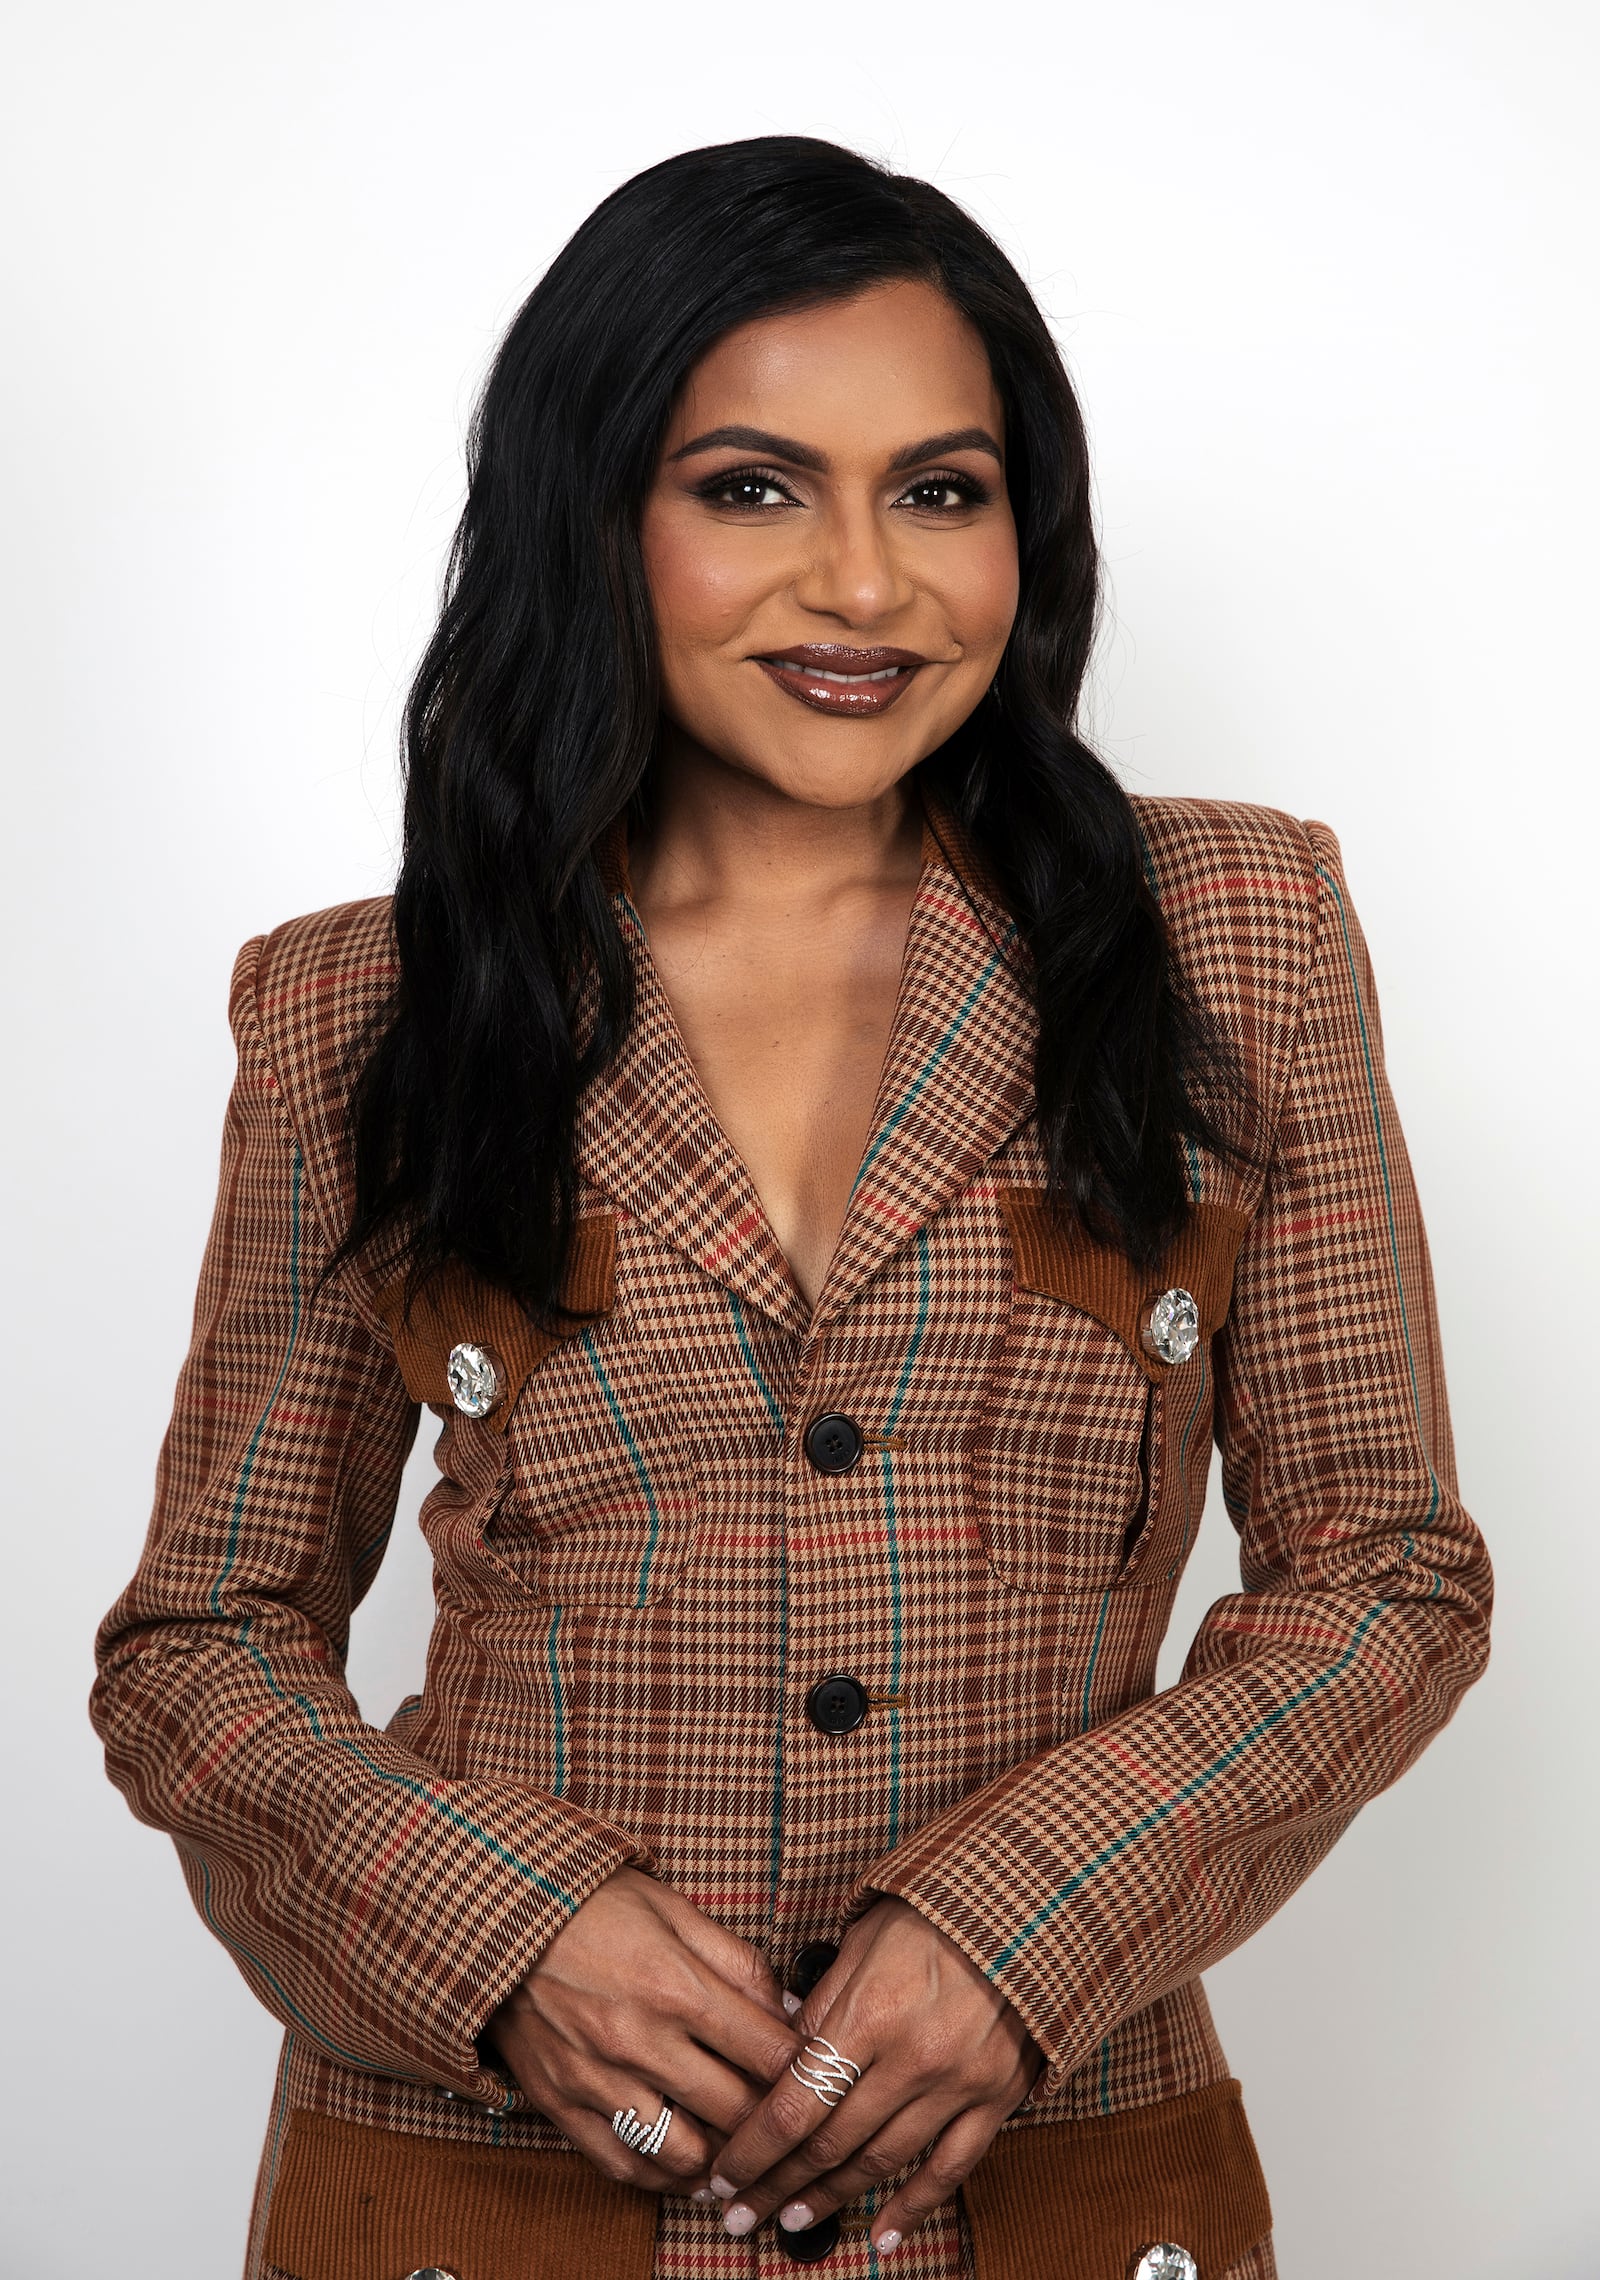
{"left": 90, "top": 935, "right": 657, "bottom": 2097}
{"left": 837, "top": 820, "right": 1492, "bottom": 2098}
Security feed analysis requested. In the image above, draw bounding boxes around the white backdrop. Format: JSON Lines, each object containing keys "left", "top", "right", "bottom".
{"left": 4, "top": 2, "right": 1595, "bottom": 2273}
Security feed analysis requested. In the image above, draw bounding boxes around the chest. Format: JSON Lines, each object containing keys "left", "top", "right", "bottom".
{"left": 633, "top": 883, "right": 918, "bottom": 1309}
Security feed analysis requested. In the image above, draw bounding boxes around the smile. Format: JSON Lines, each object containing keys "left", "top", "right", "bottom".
{"left": 774, "top": 661, "right": 905, "bottom": 683}
{"left": 754, "top": 644, "right": 928, "bottom": 717}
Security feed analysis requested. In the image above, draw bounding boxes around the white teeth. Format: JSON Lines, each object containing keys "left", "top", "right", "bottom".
{"left": 773, "top": 661, "right": 906, "bottom": 683}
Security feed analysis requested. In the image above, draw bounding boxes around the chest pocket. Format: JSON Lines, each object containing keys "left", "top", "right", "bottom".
{"left": 376, "top": 1217, "right": 697, "bottom": 1608}
{"left": 489, "top": 1327, "right": 699, "bottom": 1608}
{"left": 969, "top": 1190, "right": 1250, "bottom": 1596}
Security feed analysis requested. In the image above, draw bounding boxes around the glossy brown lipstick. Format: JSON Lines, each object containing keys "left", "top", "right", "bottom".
{"left": 755, "top": 643, "right": 926, "bottom": 716}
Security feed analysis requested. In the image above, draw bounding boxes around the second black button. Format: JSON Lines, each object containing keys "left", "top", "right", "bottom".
{"left": 804, "top": 1413, "right": 864, "bottom": 1475}
{"left": 787, "top": 1939, "right": 839, "bottom": 1998}
{"left": 778, "top": 2209, "right": 842, "bottom": 2262}
{"left": 806, "top": 1675, "right": 869, "bottom": 1734}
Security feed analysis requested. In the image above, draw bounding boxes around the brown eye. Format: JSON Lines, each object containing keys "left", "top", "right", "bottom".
{"left": 896, "top": 476, "right": 987, "bottom": 512}
{"left": 700, "top": 470, "right": 797, "bottom": 510}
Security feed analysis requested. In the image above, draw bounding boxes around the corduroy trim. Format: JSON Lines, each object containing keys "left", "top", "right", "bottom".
{"left": 374, "top": 1215, "right": 617, "bottom": 1434}
{"left": 261, "top": 2083, "right": 1267, "bottom": 2280}
{"left": 263, "top": 2108, "right": 659, "bottom": 2280}
{"left": 997, "top": 1190, "right": 1253, "bottom": 1383}
{"left": 961, "top": 2076, "right": 1271, "bottom": 2280}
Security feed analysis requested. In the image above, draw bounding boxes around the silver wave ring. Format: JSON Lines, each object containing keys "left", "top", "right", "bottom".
{"left": 612, "top": 2098, "right": 673, "bottom": 2156}
{"left": 790, "top": 2035, "right": 863, "bottom": 2108}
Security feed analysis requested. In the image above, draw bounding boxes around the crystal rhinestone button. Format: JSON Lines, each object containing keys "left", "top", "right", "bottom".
{"left": 1129, "top": 2249, "right": 1198, "bottom": 2280}
{"left": 446, "top": 1341, "right": 504, "bottom": 1417}
{"left": 1140, "top": 1288, "right": 1200, "bottom": 1367}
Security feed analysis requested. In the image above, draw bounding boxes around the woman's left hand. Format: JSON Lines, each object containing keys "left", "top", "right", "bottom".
{"left": 706, "top": 1895, "right": 1045, "bottom": 2255}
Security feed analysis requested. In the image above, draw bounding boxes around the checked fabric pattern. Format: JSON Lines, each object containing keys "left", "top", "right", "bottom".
{"left": 92, "top": 790, "right": 1490, "bottom": 2280}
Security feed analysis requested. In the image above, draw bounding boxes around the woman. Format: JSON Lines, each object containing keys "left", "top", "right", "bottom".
{"left": 93, "top": 137, "right": 1491, "bottom": 2280}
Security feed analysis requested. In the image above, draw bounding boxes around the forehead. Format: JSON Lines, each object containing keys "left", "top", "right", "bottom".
{"left": 664, "top": 279, "right": 1003, "bottom": 452}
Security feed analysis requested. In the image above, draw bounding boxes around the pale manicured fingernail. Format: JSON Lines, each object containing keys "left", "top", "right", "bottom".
{"left": 875, "top": 2230, "right": 903, "bottom": 2254}
{"left": 691, "top": 2186, "right": 716, "bottom": 2204}
{"left": 779, "top": 2202, "right": 814, "bottom": 2231}
{"left": 723, "top": 2204, "right": 759, "bottom": 2236}
{"left": 709, "top": 2176, "right": 736, "bottom": 2199}
{"left": 782, "top": 1990, "right": 802, "bottom": 2013}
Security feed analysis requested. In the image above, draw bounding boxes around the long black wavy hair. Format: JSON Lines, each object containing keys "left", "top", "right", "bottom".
{"left": 334, "top": 136, "right": 1249, "bottom": 1317}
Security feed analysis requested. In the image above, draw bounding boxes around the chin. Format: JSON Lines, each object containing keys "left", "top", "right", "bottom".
{"left": 738, "top": 744, "right": 927, "bottom": 811}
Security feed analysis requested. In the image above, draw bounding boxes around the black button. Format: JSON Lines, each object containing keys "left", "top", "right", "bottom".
{"left": 804, "top": 1413, "right": 864, "bottom": 1475}
{"left": 806, "top": 1675, "right": 869, "bottom": 1735}
{"left": 778, "top": 2209, "right": 842, "bottom": 2262}
{"left": 787, "top": 1940, "right": 839, "bottom": 1998}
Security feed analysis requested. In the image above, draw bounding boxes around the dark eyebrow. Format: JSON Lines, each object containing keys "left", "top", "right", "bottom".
{"left": 667, "top": 422, "right": 1005, "bottom": 474}
{"left": 669, "top": 425, "right": 828, "bottom": 471}
{"left": 888, "top": 427, "right": 1003, "bottom": 471}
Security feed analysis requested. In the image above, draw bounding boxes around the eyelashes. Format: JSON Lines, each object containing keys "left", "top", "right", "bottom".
{"left": 695, "top": 467, "right": 800, "bottom": 511}
{"left": 896, "top": 473, "right": 994, "bottom": 512}
{"left": 691, "top": 463, "right": 996, "bottom": 514}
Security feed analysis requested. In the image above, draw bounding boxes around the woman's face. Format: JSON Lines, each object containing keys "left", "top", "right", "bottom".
{"left": 640, "top": 278, "right": 1020, "bottom": 811}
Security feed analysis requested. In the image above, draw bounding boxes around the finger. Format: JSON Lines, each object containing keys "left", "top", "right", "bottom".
{"left": 595, "top": 2074, "right": 720, "bottom": 2185}
{"left": 767, "top": 2093, "right": 952, "bottom": 2233}
{"left": 495, "top": 2014, "right": 737, "bottom": 2191}
{"left": 556, "top": 2094, "right": 716, "bottom": 2195}
{"left": 712, "top": 2059, "right": 911, "bottom": 2225}
{"left": 673, "top": 1965, "right": 803, "bottom": 2088}
{"left": 521, "top": 2034, "right": 763, "bottom": 2188}
{"left": 558, "top": 1943, "right": 798, "bottom": 2112}
{"left": 637, "top": 2035, "right": 779, "bottom": 2145}
{"left": 786, "top": 1927, "right": 868, "bottom": 2016}
{"left": 859, "top": 2103, "right": 1004, "bottom": 2256}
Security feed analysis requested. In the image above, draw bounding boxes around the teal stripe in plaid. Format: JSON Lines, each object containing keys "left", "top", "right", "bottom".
{"left": 581, "top": 1327, "right": 664, "bottom": 1606}
{"left": 880, "top": 1229, "right": 933, "bottom": 1853}
{"left": 727, "top": 1290, "right": 790, "bottom": 1926}
{"left": 730, "top": 1291, "right": 785, "bottom": 1434}
{"left": 992, "top": 1602, "right": 1391, "bottom": 1969}
{"left": 328, "top": 1733, "right": 582, "bottom": 1918}
{"left": 850, "top": 951, "right": 1002, "bottom": 1200}
{"left": 546, "top": 1608, "right": 566, "bottom": 1797}
{"left": 198, "top": 1860, "right": 384, "bottom": 2073}
{"left": 1079, "top": 1587, "right": 1113, "bottom": 1730}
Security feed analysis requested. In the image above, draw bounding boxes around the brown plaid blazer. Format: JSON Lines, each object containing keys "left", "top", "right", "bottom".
{"left": 93, "top": 788, "right": 1490, "bottom": 2280}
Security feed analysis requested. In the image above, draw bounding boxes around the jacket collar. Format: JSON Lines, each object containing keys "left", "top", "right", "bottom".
{"left": 577, "top": 777, "right": 1037, "bottom": 1333}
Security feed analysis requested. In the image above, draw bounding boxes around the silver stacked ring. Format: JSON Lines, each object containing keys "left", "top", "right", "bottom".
{"left": 612, "top": 2098, "right": 673, "bottom": 2156}
{"left": 790, "top": 2035, "right": 863, "bottom": 2108}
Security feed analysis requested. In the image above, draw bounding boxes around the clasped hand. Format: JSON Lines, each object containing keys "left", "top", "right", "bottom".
{"left": 489, "top": 1867, "right": 1044, "bottom": 2257}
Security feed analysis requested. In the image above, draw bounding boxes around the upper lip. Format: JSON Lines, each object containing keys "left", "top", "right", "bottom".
{"left": 757, "top": 644, "right": 929, "bottom": 672}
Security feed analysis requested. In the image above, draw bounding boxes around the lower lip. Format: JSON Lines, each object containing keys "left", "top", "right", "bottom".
{"left": 755, "top": 660, "right": 921, "bottom": 717}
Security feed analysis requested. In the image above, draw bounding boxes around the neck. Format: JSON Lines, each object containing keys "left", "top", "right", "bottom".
{"left": 626, "top": 738, "right": 926, "bottom": 918}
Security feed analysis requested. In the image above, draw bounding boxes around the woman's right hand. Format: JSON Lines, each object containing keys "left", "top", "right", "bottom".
{"left": 486, "top": 1865, "right": 804, "bottom": 2195}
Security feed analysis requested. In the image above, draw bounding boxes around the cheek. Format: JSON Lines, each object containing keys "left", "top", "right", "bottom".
{"left": 943, "top": 524, "right": 1021, "bottom": 658}
{"left": 641, "top": 512, "right": 770, "bottom": 657}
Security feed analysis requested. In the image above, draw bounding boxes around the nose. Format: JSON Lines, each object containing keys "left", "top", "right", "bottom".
{"left": 792, "top": 497, "right": 914, "bottom": 626}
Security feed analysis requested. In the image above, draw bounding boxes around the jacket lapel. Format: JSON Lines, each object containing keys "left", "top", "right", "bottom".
{"left": 575, "top": 785, "right": 1038, "bottom": 1332}
{"left": 809, "top": 794, "right": 1037, "bottom": 1326}
{"left": 574, "top": 884, "right": 812, "bottom": 1335}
